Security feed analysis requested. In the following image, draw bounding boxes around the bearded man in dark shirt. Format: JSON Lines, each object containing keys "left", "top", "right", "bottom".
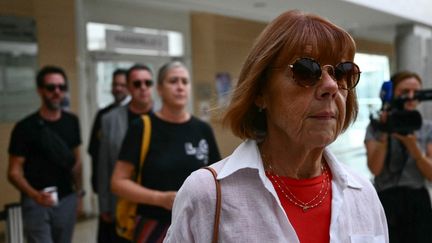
{"left": 7, "top": 65, "right": 83, "bottom": 243}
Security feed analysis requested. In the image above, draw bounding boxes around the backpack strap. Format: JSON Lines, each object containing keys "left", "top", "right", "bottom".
{"left": 137, "top": 115, "right": 151, "bottom": 184}
{"left": 203, "top": 167, "right": 221, "bottom": 243}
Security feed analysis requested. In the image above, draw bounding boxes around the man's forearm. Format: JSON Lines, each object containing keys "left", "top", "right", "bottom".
{"left": 8, "top": 172, "right": 39, "bottom": 199}
{"left": 72, "top": 160, "right": 82, "bottom": 191}
{"left": 72, "top": 147, "right": 83, "bottom": 191}
{"left": 8, "top": 156, "right": 39, "bottom": 199}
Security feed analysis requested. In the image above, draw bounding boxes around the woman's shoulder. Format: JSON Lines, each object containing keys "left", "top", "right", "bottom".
{"left": 364, "top": 121, "right": 384, "bottom": 141}
{"left": 178, "top": 160, "right": 226, "bottom": 199}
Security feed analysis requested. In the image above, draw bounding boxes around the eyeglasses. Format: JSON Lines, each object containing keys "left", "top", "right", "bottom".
{"left": 287, "top": 57, "right": 361, "bottom": 90}
{"left": 132, "top": 79, "right": 153, "bottom": 89}
{"left": 43, "top": 84, "right": 67, "bottom": 92}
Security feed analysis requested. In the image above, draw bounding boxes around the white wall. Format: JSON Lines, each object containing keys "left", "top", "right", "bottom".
{"left": 346, "top": 0, "right": 432, "bottom": 26}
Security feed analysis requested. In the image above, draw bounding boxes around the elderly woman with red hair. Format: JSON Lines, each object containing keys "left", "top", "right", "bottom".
{"left": 165, "top": 10, "right": 388, "bottom": 243}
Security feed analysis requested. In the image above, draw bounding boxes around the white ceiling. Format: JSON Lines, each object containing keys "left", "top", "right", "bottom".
{"left": 109, "top": 0, "right": 416, "bottom": 43}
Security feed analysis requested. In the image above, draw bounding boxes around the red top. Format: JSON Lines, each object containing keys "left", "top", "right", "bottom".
{"left": 266, "top": 166, "right": 333, "bottom": 243}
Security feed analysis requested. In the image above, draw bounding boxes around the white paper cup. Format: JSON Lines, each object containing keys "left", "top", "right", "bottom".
{"left": 43, "top": 186, "right": 59, "bottom": 206}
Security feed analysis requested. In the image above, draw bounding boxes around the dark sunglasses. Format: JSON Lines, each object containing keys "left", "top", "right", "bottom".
{"left": 288, "top": 57, "right": 361, "bottom": 90}
{"left": 43, "top": 84, "right": 67, "bottom": 92}
{"left": 132, "top": 79, "right": 153, "bottom": 89}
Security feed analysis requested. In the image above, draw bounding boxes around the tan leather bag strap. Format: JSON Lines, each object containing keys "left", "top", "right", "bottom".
{"left": 203, "top": 167, "right": 221, "bottom": 243}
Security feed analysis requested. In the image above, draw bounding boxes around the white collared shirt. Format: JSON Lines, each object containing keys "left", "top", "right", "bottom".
{"left": 164, "top": 140, "right": 388, "bottom": 243}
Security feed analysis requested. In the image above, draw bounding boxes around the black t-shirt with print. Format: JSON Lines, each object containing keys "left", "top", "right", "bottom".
{"left": 118, "top": 112, "right": 221, "bottom": 221}
{"left": 8, "top": 111, "right": 81, "bottom": 198}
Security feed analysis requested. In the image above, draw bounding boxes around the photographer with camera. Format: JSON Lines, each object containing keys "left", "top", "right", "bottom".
{"left": 365, "top": 71, "right": 432, "bottom": 243}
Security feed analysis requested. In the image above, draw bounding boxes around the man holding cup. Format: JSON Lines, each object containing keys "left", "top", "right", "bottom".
{"left": 7, "top": 65, "right": 83, "bottom": 243}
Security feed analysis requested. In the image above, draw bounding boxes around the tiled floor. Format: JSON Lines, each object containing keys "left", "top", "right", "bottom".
{"left": 73, "top": 217, "right": 98, "bottom": 243}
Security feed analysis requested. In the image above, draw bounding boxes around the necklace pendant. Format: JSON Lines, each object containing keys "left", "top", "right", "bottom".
{"left": 302, "top": 206, "right": 309, "bottom": 212}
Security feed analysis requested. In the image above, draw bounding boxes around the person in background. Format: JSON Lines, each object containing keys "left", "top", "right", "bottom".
{"left": 164, "top": 10, "right": 388, "bottom": 243}
{"left": 111, "top": 61, "right": 221, "bottom": 243}
{"left": 97, "top": 64, "right": 154, "bottom": 243}
{"left": 7, "top": 65, "right": 82, "bottom": 243}
{"left": 88, "top": 68, "right": 130, "bottom": 243}
{"left": 365, "top": 71, "right": 432, "bottom": 243}
{"left": 88, "top": 68, "right": 129, "bottom": 193}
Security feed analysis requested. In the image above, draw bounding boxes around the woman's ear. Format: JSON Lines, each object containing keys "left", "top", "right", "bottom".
{"left": 255, "top": 94, "right": 266, "bottom": 110}
{"left": 253, "top": 93, "right": 267, "bottom": 141}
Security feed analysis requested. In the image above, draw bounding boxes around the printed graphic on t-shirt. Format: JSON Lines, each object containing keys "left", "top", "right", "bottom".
{"left": 185, "top": 139, "right": 209, "bottom": 164}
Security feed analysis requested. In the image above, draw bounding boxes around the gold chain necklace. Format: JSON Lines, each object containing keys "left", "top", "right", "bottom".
{"left": 262, "top": 154, "right": 330, "bottom": 212}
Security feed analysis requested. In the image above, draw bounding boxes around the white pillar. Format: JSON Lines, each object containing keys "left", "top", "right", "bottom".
{"left": 396, "top": 24, "right": 432, "bottom": 119}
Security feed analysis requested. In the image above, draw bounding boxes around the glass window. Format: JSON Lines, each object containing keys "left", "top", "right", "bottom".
{"left": 0, "top": 42, "right": 38, "bottom": 123}
{"left": 329, "top": 53, "right": 390, "bottom": 178}
{"left": 0, "top": 16, "right": 38, "bottom": 122}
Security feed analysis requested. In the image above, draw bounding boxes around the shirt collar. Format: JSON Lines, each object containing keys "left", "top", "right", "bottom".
{"left": 217, "top": 139, "right": 363, "bottom": 190}
{"left": 217, "top": 139, "right": 278, "bottom": 201}
{"left": 120, "top": 95, "right": 131, "bottom": 106}
{"left": 218, "top": 140, "right": 264, "bottom": 179}
{"left": 324, "top": 149, "right": 363, "bottom": 190}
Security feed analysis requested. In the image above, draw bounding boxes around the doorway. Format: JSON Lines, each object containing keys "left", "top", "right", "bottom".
{"left": 88, "top": 52, "right": 172, "bottom": 112}
{"left": 82, "top": 52, "right": 174, "bottom": 214}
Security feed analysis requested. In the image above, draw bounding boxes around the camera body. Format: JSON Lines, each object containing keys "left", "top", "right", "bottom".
{"left": 370, "top": 81, "right": 432, "bottom": 135}
{"left": 370, "top": 109, "right": 422, "bottom": 135}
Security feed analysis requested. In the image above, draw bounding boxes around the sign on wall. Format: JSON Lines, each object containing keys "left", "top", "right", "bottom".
{"left": 0, "top": 15, "right": 36, "bottom": 42}
{"left": 105, "top": 30, "right": 169, "bottom": 54}
{"left": 0, "top": 15, "right": 38, "bottom": 122}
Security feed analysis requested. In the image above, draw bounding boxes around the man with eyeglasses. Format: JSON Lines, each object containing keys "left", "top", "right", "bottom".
{"left": 97, "top": 64, "right": 154, "bottom": 242}
{"left": 7, "top": 65, "right": 82, "bottom": 243}
{"left": 88, "top": 68, "right": 131, "bottom": 243}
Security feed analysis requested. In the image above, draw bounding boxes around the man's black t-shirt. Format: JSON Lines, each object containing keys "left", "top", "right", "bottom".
{"left": 118, "top": 113, "right": 221, "bottom": 221}
{"left": 127, "top": 108, "right": 142, "bottom": 124}
{"left": 8, "top": 111, "right": 81, "bottom": 198}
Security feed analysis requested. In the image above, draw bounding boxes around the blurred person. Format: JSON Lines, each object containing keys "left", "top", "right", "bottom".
{"left": 88, "top": 68, "right": 130, "bottom": 243}
{"left": 164, "top": 10, "right": 388, "bottom": 243}
{"left": 365, "top": 71, "right": 432, "bottom": 243}
{"left": 111, "top": 61, "right": 221, "bottom": 242}
{"left": 97, "top": 64, "right": 154, "bottom": 242}
{"left": 7, "top": 65, "right": 83, "bottom": 243}
{"left": 88, "top": 68, "right": 129, "bottom": 193}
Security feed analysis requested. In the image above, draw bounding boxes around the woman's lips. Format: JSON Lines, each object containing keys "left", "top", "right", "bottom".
{"left": 309, "top": 112, "right": 336, "bottom": 120}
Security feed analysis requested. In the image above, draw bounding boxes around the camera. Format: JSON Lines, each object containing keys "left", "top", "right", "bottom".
{"left": 370, "top": 81, "right": 432, "bottom": 135}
